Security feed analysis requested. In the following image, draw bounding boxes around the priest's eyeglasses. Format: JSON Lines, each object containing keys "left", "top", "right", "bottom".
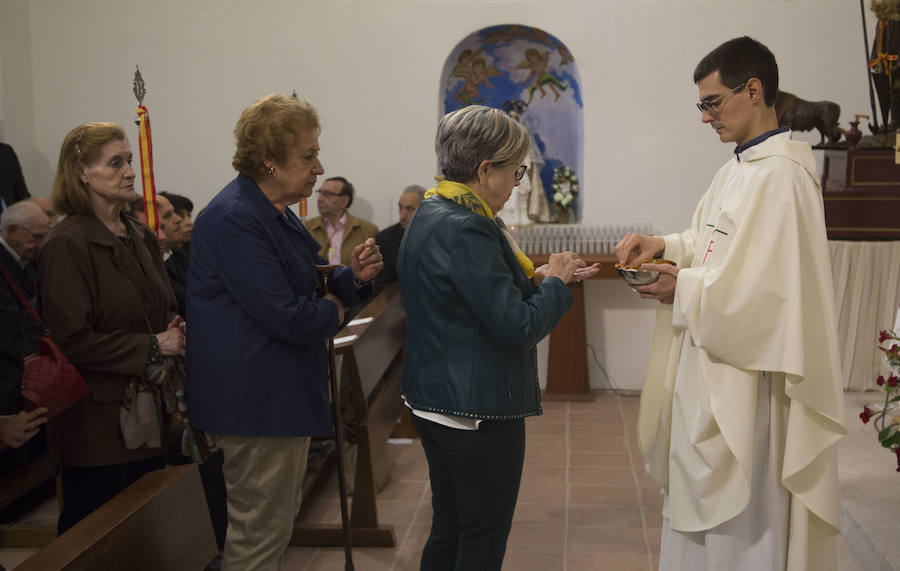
{"left": 514, "top": 164, "right": 528, "bottom": 181}
{"left": 696, "top": 82, "right": 747, "bottom": 114}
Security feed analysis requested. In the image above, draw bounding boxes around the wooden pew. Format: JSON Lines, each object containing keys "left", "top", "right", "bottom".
{"left": 0, "top": 431, "right": 59, "bottom": 548}
{"left": 291, "top": 283, "right": 406, "bottom": 548}
{"left": 16, "top": 464, "right": 217, "bottom": 571}
{"left": 0, "top": 450, "right": 56, "bottom": 513}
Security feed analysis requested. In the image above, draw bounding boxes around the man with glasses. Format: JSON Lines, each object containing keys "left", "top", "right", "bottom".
{"left": 305, "top": 176, "right": 378, "bottom": 266}
{"left": 615, "top": 36, "right": 845, "bottom": 571}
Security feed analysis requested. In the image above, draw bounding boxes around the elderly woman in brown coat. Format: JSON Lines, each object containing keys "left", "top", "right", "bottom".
{"left": 38, "top": 122, "right": 184, "bottom": 534}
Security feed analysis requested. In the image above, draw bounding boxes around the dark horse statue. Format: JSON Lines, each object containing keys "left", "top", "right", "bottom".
{"left": 775, "top": 91, "right": 842, "bottom": 146}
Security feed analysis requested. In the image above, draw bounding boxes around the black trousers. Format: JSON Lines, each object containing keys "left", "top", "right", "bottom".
{"left": 412, "top": 414, "right": 525, "bottom": 571}
{"left": 57, "top": 454, "right": 166, "bottom": 535}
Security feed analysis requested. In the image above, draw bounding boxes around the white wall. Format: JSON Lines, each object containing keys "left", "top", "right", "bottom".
{"left": 0, "top": 0, "right": 37, "bottom": 183}
{"left": 0, "top": 0, "right": 875, "bottom": 389}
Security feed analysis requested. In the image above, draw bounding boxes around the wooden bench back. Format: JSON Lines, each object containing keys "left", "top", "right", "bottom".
{"left": 17, "top": 464, "right": 217, "bottom": 571}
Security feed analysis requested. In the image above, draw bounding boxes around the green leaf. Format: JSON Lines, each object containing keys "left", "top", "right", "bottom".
{"left": 878, "top": 425, "right": 899, "bottom": 445}
{"left": 882, "top": 433, "right": 900, "bottom": 449}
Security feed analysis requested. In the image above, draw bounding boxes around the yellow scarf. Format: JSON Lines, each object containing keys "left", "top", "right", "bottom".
{"left": 426, "top": 180, "right": 535, "bottom": 278}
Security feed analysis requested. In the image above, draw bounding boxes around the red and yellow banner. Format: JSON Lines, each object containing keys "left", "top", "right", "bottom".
{"left": 136, "top": 105, "right": 159, "bottom": 232}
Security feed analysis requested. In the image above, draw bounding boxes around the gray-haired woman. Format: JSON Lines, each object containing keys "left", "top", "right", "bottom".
{"left": 398, "top": 105, "right": 597, "bottom": 570}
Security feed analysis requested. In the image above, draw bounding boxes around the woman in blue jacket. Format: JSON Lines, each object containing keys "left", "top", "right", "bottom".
{"left": 398, "top": 105, "right": 592, "bottom": 570}
{"left": 185, "top": 94, "right": 382, "bottom": 570}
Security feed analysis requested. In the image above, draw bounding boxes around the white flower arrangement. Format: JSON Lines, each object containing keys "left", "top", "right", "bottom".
{"left": 551, "top": 165, "right": 579, "bottom": 209}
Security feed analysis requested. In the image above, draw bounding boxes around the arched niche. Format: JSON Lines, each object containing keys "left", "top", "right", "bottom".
{"left": 440, "top": 25, "right": 584, "bottom": 223}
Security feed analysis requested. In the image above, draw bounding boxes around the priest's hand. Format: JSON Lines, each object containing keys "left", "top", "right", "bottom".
{"left": 634, "top": 262, "right": 679, "bottom": 304}
{"left": 615, "top": 234, "right": 665, "bottom": 269}
{"left": 350, "top": 238, "right": 384, "bottom": 282}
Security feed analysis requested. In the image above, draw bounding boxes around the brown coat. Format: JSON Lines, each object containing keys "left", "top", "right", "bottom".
{"left": 37, "top": 214, "right": 176, "bottom": 466}
{"left": 304, "top": 213, "right": 378, "bottom": 265}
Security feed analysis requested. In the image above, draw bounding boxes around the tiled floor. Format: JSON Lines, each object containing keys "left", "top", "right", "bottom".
{"left": 0, "top": 390, "right": 874, "bottom": 570}
{"left": 840, "top": 392, "right": 900, "bottom": 571}
{"left": 286, "top": 392, "right": 661, "bottom": 571}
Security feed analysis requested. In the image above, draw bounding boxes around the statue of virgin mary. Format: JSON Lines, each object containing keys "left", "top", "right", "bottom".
{"left": 495, "top": 100, "right": 554, "bottom": 225}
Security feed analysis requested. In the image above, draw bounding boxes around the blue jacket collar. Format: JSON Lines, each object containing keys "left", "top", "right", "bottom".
{"left": 236, "top": 175, "right": 308, "bottom": 234}
{"left": 237, "top": 174, "right": 288, "bottom": 222}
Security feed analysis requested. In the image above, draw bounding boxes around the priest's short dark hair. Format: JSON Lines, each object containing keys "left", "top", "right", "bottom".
{"left": 694, "top": 36, "right": 779, "bottom": 107}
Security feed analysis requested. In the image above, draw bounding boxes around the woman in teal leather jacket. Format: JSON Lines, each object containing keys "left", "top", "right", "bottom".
{"left": 398, "top": 105, "right": 594, "bottom": 571}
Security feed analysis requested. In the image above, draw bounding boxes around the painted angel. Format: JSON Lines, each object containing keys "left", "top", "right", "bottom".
{"left": 516, "top": 48, "right": 568, "bottom": 103}
{"left": 451, "top": 48, "right": 483, "bottom": 79}
{"left": 456, "top": 57, "right": 501, "bottom": 106}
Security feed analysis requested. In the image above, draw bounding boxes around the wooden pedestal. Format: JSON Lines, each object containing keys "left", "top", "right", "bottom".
{"left": 545, "top": 281, "right": 592, "bottom": 401}
{"left": 529, "top": 254, "right": 618, "bottom": 401}
{"left": 821, "top": 148, "right": 900, "bottom": 239}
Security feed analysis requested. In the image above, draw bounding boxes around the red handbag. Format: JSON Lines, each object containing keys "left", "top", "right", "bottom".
{"left": 0, "top": 263, "right": 89, "bottom": 418}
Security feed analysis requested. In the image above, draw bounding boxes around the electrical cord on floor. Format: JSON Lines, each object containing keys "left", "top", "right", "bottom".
{"left": 586, "top": 343, "right": 640, "bottom": 398}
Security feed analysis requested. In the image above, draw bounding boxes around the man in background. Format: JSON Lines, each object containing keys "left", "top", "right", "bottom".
{"left": 374, "top": 185, "right": 424, "bottom": 293}
{"left": 27, "top": 197, "right": 58, "bottom": 227}
{"left": 160, "top": 191, "right": 194, "bottom": 252}
{"left": 156, "top": 195, "right": 187, "bottom": 317}
{"left": 305, "top": 176, "right": 377, "bottom": 266}
{"left": 0, "top": 202, "right": 49, "bottom": 459}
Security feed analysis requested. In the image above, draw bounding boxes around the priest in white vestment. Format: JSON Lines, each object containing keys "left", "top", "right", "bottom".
{"left": 615, "top": 37, "right": 846, "bottom": 571}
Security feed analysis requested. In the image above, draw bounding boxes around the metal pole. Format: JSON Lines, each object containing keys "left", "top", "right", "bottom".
{"left": 317, "top": 265, "right": 354, "bottom": 570}
{"left": 327, "top": 336, "right": 355, "bottom": 570}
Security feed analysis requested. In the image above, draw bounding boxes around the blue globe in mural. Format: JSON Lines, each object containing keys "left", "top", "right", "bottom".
{"left": 440, "top": 24, "right": 584, "bottom": 223}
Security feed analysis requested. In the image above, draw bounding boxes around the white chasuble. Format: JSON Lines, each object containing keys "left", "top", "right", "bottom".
{"left": 638, "top": 132, "right": 846, "bottom": 571}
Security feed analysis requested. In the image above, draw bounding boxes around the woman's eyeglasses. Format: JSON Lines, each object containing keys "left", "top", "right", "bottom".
{"left": 514, "top": 164, "right": 528, "bottom": 181}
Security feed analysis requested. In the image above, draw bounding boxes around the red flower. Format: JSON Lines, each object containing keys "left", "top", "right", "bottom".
{"left": 889, "top": 376, "right": 899, "bottom": 388}
{"left": 880, "top": 330, "right": 892, "bottom": 343}
{"left": 860, "top": 406, "right": 875, "bottom": 424}
{"left": 895, "top": 448, "right": 900, "bottom": 473}
{"left": 877, "top": 375, "right": 886, "bottom": 386}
